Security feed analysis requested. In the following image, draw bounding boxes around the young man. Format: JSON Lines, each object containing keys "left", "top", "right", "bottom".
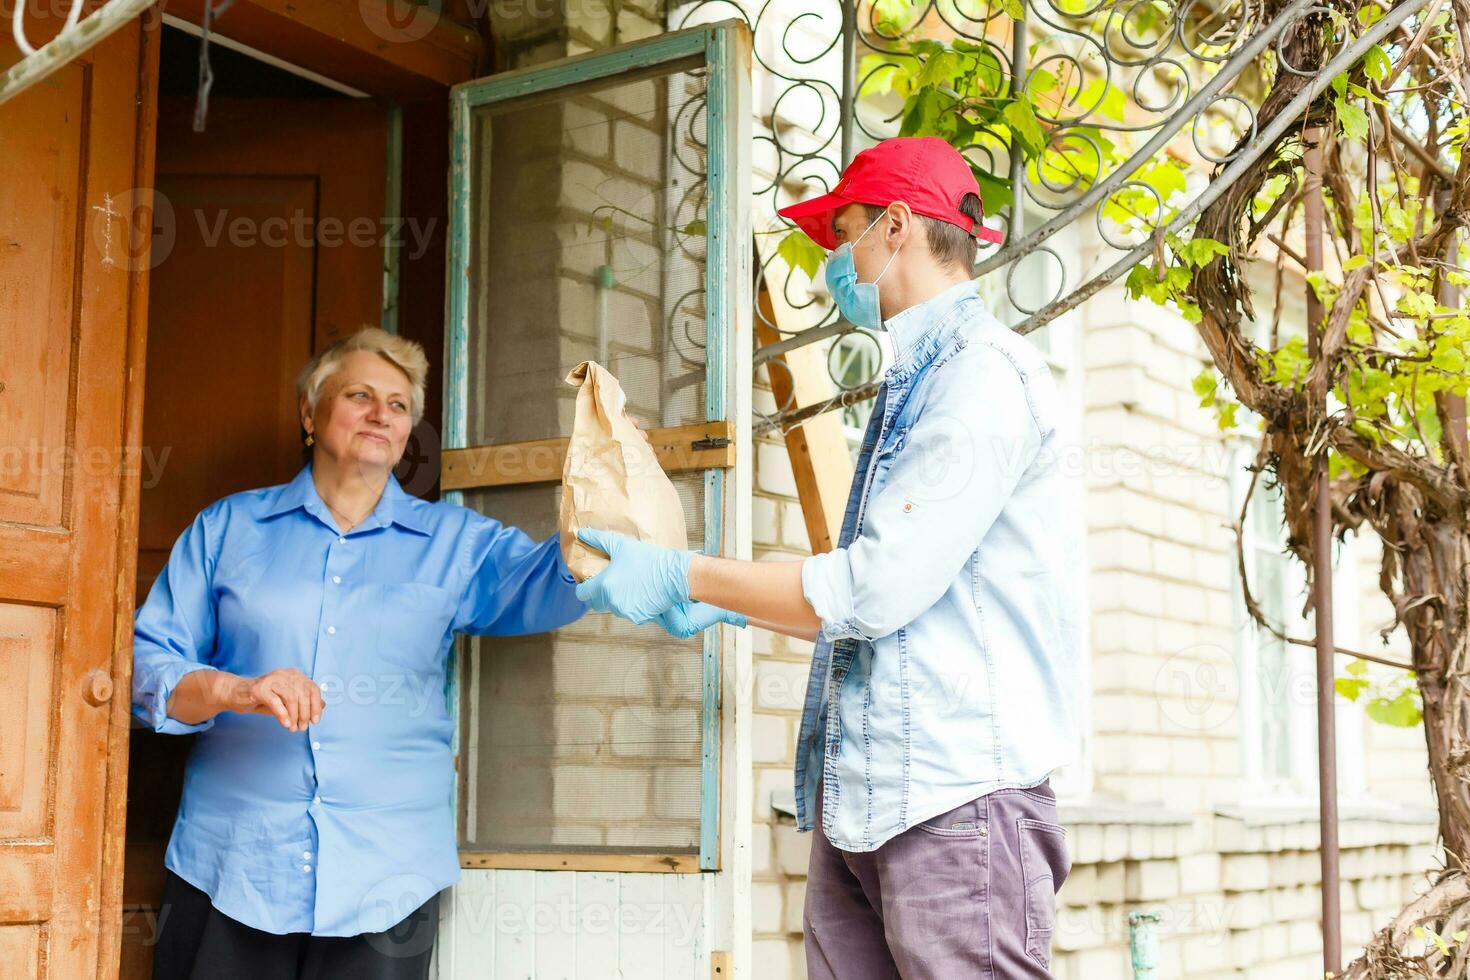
{"left": 577, "top": 136, "right": 1081, "bottom": 978}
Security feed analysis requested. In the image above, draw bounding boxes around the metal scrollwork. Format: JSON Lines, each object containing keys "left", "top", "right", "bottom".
{"left": 669, "top": 0, "right": 1396, "bottom": 434}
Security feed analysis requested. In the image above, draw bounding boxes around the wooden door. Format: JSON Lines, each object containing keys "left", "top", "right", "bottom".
{"left": 0, "top": 13, "right": 161, "bottom": 980}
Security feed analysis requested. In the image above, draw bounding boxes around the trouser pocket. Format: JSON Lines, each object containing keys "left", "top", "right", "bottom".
{"left": 1017, "top": 815, "right": 1070, "bottom": 968}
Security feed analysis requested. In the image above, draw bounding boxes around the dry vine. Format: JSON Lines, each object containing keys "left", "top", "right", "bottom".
{"left": 1180, "top": 0, "right": 1470, "bottom": 973}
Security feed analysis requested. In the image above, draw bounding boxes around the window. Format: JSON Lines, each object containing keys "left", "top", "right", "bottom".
{"left": 441, "top": 23, "right": 749, "bottom": 868}
{"left": 1230, "top": 299, "right": 1366, "bottom": 802}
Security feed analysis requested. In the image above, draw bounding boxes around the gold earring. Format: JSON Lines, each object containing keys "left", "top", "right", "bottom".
{"left": 305, "top": 433, "right": 314, "bottom": 447}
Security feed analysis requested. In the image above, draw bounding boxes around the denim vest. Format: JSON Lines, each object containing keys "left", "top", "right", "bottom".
{"left": 795, "top": 280, "right": 1081, "bottom": 852}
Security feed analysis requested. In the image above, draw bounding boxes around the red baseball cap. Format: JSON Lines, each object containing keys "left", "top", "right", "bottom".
{"left": 778, "top": 136, "right": 1004, "bottom": 250}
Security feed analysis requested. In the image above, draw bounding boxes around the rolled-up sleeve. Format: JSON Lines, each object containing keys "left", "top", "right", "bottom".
{"left": 454, "top": 515, "right": 587, "bottom": 635}
{"left": 802, "top": 344, "right": 1044, "bottom": 642}
{"left": 132, "top": 508, "right": 222, "bottom": 734}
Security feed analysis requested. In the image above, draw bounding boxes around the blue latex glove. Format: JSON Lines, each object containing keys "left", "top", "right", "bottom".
{"left": 574, "top": 529, "right": 696, "bottom": 625}
{"left": 655, "top": 600, "right": 747, "bottom": 639}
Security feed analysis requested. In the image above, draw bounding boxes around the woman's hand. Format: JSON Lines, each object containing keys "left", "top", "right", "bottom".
{"left": 235, "top": 668, "right": 324, "bottom": 732}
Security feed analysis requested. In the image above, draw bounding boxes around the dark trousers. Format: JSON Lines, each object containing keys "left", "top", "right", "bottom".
{"left": 151, "top": 872, "right": 438, "bottom": 980}
{"left": 803, "top": 781, "right": 1072, "bottom": 979}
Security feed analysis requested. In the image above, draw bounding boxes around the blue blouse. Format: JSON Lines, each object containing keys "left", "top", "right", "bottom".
{"left": 131, "top": 465, "right": 586, "bottom": 936}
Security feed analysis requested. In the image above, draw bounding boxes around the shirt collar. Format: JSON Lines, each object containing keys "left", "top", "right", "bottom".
{"left": 264, "top": 464, "right": 429, "bottom": 535}
{"left": 882, "top": 279, "right": 980, "bottom": 362}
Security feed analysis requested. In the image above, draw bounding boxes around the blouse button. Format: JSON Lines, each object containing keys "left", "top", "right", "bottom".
{"left": 302, "top": 851, "right": 312, "bottom": 860}
{"left": 302, "top": 864, "right": 312, "bottom": 873}
{"left": 338, "top": 536, "right": 347, "bottom": 544}
{"left": 326, "top": 626, "right": 336, "bottom": 635}
{"left": 332, "top": 575, "right": 342, "bottom": 585}
{"left": 311, "top": 741, "right": 321, "bottom": 750}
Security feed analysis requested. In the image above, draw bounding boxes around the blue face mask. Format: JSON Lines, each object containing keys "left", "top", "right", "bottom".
{"left": 825, "top": 211, "right": 902, "bottom": 330}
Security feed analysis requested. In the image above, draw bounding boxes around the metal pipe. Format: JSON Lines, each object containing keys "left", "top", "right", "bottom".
{"left": 1009, "top": 3, "right": 1028, "bottom": 244}
{"left": 1128, "top": 910, "right": 1162, "bottom": 980}
{"left": 1436, "top": 188, "right": 1468, "bottom": 476}
{"left": 840, "top": 0, "right": 857, "bottom": 167}
{"left": 1304, "top": 126, "right": 1343, "bottom": 978}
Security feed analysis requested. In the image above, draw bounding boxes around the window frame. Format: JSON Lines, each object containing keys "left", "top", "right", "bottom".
{"left": 441, "top": 20, "right": 752, "bottom": 873}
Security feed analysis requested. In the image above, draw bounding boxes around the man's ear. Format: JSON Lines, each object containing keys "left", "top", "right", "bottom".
{"left": 885, "top": 201, "right": 915, "bottom": 248}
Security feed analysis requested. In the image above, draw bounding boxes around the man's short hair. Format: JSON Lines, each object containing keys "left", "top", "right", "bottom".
{"left": 864, "top": 193, "right": 984, "bottom": 272}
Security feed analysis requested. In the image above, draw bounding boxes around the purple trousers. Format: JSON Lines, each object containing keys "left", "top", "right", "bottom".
{"left": 803, "top": 782, "right": 1070, "bottom": 979}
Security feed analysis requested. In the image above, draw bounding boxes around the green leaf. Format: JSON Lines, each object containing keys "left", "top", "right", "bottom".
{"left": 1345, "top": 658, "right": 1369, "bottom": 677}
{"left": 1348, "top": 82, "right": 1387, "bottom": 106}
{"left": 1003, "top": 99, "right": 1048, "bottom": 157}
{"left": 1192, "top": 368, "right": 1218, "bottom": 400}
{"left": 1335, "top": 98, "right": 1370, "bottom": 141}
{"left": 916, "top": 50, "right": 964, "bottom": 90}
{"left": 1335, "top": 676, "right": 1369, "bottom": 701}
{"left": 1026, "top": 68, "right": 1059, "bottom": 96}
{"left": 1397, "top": 289, "right": 1437, "bottom": 319}
{"left": 1358, "top": 3, "right": 1384, "bottom": 25}
{"left": 677, "top": 219, "right": 706, "bottom": 237}
{"left": 872, "top": 0, "right": 918, "bottom": 32}
{"left": 1178, "top": 236, "right": 1231, "bottom": 268}
{"left": 1365, "top": 689, "right": 1422, "bottom": 727}
{"left": 1433, "top": 345, "right": 1466, "bottom": 373}
{"left": 1078, "top": 78, "right": 1125, "bottom": 122}
{"left": 900, "top": 87, "right": 943, "bottom": 137}
{"left": 973, "top": 47, "right": 1005, "bottom": 95}
{"left": 1342, "top": 253, "right": 1369, "bottom": 271}
{"left": 973, "top": 166, "right": 1014, "bottom": 215}
{"left": 858, "top": 53, "right": 908, "bottom": 98}
{"left": 775, "top": 229, "right": 826, "bottom": 280}
{"left": 1362, "top": 44, "right": 1391, "bottom": 82}
{"left": 1137, "top": 161, "right": 1187, "bottom": 204}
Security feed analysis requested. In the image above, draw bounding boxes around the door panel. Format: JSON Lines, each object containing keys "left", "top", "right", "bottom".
{"left": 0, "top": 11, "right": 159, "bottom": 979}
{"left": 135, "top": 174, "right": 317, "bottom": 590}
{"left": 0, "top": 607, "right": 58, "bottom": 838}
{"left": 0, "top": 29, "right": 81, "bottom": 529}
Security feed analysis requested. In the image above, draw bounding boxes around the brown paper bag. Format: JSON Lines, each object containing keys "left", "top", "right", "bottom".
{"left": 559, "top": 361, "right": 689, "bottom": 581}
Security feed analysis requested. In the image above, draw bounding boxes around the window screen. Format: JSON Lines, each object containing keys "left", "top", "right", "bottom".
{"left": 457, "top": 62, "right": 712, "bottom": 854}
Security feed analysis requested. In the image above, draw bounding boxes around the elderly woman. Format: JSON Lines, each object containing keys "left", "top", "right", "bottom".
{"left": 131, "top": 327, "right": 586, "bottom": 979}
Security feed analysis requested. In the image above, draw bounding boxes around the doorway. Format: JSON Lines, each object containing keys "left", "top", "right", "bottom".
{"left": 120, "top": 25, "right": 413, "bottom": 976}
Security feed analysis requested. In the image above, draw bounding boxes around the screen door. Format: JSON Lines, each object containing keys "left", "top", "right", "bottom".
{"left": 442, "top": 21, "right": 750, "bottom": 871}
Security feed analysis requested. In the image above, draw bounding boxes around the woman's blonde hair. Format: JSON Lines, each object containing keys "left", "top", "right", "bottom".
{"left": 296, "top": 326, "right": 429, "bottom": 425}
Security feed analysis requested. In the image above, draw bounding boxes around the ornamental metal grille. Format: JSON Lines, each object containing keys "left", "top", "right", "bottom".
{"left": 669, "top": 0, "right": 1427, "bottom": 431}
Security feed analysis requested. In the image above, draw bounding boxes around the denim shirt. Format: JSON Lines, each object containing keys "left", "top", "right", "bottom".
{"left": 795, "top": 279, "right": 1081, "bottom": 852}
